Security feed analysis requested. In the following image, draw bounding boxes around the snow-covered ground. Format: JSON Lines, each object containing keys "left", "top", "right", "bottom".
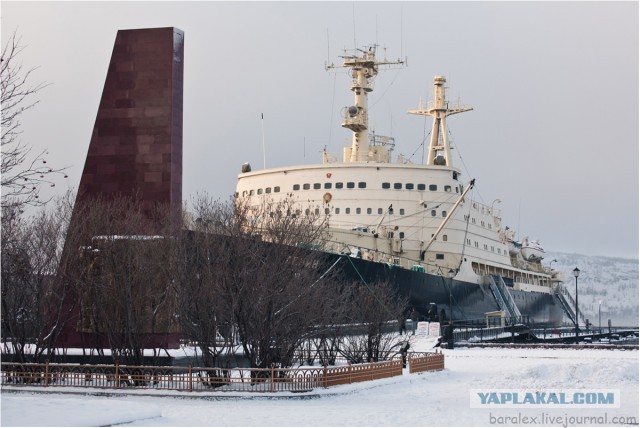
{"left": 2, "top": 337, "right": 638, "bottom": 427}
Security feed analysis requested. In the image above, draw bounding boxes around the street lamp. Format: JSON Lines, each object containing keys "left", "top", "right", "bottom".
{"left": 599, "top": 300, "right": 602, "bottom": 334}
{"left": 448, "top": 268, "right": 456, "bottom": 323}
{"left": 573, "top": 267, "right": 580, "bottom": 344}
{"left": 447, "top": 268, "right": 456, "bottom": 349}
{"left": 549, "top": 259, "right": 558, "bottom": 269}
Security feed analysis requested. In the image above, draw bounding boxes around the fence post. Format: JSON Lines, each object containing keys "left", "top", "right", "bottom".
{"left": 45, "top": 360, "right": 49, "bottom": 387}
{"left": 115, "top": 362, "right": 119, "bottom": 389}
{"left": 270, "top": 364, "right": 275, "bottom": 393}
{"left": 188, "top": 363, "right": 193, "bottom": 392}
{"left": 323, "top": 363, "right": 327, "bottom": 388}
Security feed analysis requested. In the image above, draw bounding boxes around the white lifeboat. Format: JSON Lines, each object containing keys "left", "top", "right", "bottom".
{"left": 521, "top": 237, "right": 545, "bottom": 261}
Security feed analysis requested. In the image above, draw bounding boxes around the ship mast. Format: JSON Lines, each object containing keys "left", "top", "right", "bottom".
{"left": 408, "top": 76, "right": 472, "bottom": 166}
{"left": 326, "top": 46, "right": 405, "bottom": 163}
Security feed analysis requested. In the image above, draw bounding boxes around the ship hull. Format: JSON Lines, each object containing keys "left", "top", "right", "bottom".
{"left": 326, "top": 253, "right": 564, "bottom": 327}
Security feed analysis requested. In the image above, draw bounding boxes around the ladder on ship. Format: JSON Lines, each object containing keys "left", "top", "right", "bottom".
{"left": 488, "top": 275, "right": 522, "bottom": 319}
{"left": 554, "top": 285, "right": 585, "bottom": 326}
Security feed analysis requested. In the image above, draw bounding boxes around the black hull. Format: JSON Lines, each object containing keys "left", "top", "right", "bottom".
{"left": 326, "top": 254, "right": 564, "bottom": 327}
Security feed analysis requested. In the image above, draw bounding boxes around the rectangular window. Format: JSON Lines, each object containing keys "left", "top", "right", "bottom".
{"left": 335, "top": 208, "right": 340, "bottom": 214}
{"left": 431, "top": 210, "right": 436, "bottom": 217}
{"left": 417, "top": 184, "right": 426, "bottom": 190}
{"left": 274, "top": 186, "right": 280, "bottom": 192}
{"left": 444, "top": 185, "right": 451, "bottom": 192}
{"left": 442, "top": 211, "right": 447, "bottom": 217}
{"left": 257, "top": 189, "right": 263, "bottom": 195}
{"left": 358, "top": 182, "right": 366, "bottom": 188}
{"left": 293, "top": 184, "right": 300, "bottom": 191}
{"left": 378, "top": 208, "right": 383, "bottom": 214}
{"left": 345, "top": 208, "right": 351, "bottom": 214}
{"left": 382, "top": 182, "right": 390, "bottom": 189}
{"left": 324, "top": 183, "right": 332, "bottom": 189}
{"left": 336, "top": 182, "right": 344, "bottom": 189}
{"left": 394, "top": 183, "right": 402, "bottom": 189}
{"left": 356, "top": 208, "right": 361, "bottom": 214}
{"left": 436, "top": 254, "right": 444, "bottom": 260}
{"left": 400, "top": 208, "right": 405, "bottom": 215}
{"left": 303, "top": 183, "right": 310, "bottom": 190}
{"left": 406, "top": 183, "right": 414, "bottom": 190}
{"left": 367, "top": 208, "right": 372, "bottom": 214}
{"left": 347, "top": 182, "right": 355, "bottom": 189}
{"left": 429, "top": 184, "right": 437, "bottom": 191}
{"left": 443, "top": 235, "right": 448, "bottom": 241}
{"left": 313, "top": 183, "right": 321, "bottom": 189}
{"left": 265, "top": 187, "right": 271, "bottom": 193}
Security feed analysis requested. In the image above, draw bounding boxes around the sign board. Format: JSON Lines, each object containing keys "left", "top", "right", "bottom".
{"left": 428, "top": 322, "right": 441, "bottom": 337}
{"left": 416, "top": 321, "right": 429, "bottom": 337}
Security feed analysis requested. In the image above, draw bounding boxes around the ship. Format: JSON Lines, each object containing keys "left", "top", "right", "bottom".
{"left": 235, "top": 45, "right": 572, "bottom": 327}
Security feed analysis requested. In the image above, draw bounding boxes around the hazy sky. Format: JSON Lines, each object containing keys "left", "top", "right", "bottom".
{"left": 2, "top": 1, "right": 638, "bottom": 258}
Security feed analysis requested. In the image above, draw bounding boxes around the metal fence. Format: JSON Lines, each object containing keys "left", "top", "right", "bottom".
{"left": 1, "top": 352, "right": 443, "bottom": 393}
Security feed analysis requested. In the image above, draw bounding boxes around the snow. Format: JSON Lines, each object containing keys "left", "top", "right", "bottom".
{"left": 2, "top": 337, "right": 638, "bottom": 427}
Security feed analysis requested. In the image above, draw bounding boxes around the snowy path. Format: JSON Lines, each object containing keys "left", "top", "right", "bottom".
{"left": 2, "top": 344, "right": 638, "bottom": 426}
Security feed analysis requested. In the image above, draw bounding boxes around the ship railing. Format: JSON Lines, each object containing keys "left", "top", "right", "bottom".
{"left": 452, "top": 317, "right": 531, "bottom": 342}
{"left": 416, "top": 99, "right": 471, "bottom": 112}
{"left": 468, "top": 200, "right": 501, "bottom": 217}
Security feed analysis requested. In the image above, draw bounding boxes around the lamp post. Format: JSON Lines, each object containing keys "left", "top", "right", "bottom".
{"left": 448, "top": 268, "right": 456, "bottom": 323}
{"left": 598, "top": 300, "right": 602, "bottom": 334}
{"left": 572, "top": 267, "right": 580, "bottom": 344}
{"left": 447, "top": 268, "right": 456, "bottom": 349}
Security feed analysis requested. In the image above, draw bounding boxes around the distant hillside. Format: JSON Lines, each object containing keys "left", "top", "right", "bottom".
{"left": 546, "top": 252, "right": 639, "bottom": 327}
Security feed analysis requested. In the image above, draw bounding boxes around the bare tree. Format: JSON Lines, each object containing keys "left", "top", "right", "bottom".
{"left": 182, "top": 196, "right": 348, "bottom": 372}
{"left": 1, "top": 30, "right": 66, "bottom": 210}
{"left": 175, "top": 194, "right": 237, "bottom": 380}
{"left": 340, "top": 280, "right": 409, "bottom": 363}
{"left": 66, "top": 195, "right": 180, "bottom": 366}
{"left": 1, "top": 192, "right": 76, "bottom": 364}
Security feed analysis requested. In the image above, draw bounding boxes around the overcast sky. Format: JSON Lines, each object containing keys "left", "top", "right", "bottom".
{"left": 2, "top": 1, "right": 638, "bottom": 258}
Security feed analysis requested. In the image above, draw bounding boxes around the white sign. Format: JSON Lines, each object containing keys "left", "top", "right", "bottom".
{"left": 428, "top": 322, "right": 441, "bottom": 337}
{"left": 416, "top": 321, "right": 429, "bottom": 337}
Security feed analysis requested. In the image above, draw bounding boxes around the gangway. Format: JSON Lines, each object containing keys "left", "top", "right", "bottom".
{"left": 488, "top": 275, "right": 521, "bottom": 319}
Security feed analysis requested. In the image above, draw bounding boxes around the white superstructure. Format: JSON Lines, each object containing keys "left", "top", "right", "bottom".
{"left": 235, "top": 46, "right": 561, "bottom": 294}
